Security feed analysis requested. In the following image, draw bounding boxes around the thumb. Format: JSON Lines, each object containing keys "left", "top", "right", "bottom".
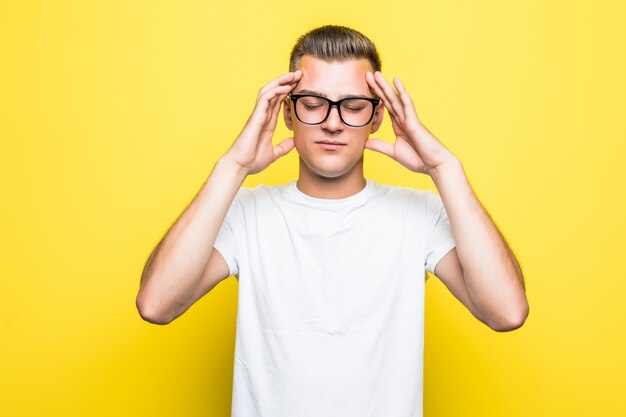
{"left": 365, "top": 138, "right": 394, "bottom": 159}
{"left": 273, "top": 137, "right": 295, "bottom": 161}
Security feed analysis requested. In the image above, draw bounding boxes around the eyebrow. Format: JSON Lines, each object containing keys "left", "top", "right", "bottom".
{"left": 293, "top": 89, "right": 375, "bottom": 100}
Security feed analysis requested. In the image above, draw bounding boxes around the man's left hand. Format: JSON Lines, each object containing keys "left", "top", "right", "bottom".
{"left": 365, "top": 71, "right": 458, "bottom": 177}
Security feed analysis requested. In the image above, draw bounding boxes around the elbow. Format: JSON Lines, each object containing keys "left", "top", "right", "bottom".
{"left": 136, "top": 292, "right": 174, "bottom": 325}
{"left": 489, "top": 301, "right": 529, "bottom": 333}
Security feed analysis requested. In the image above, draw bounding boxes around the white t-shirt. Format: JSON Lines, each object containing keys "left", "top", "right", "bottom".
{"left": 214, "top": 179, "right": 456, "bottom": 417}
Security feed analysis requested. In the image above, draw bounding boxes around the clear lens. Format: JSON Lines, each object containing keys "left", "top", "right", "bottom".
{"left": 340, "top": 99, "right": 372, "bottom": 126}
{"left": 296, "top": 96, "right": 329, "bottom": 124}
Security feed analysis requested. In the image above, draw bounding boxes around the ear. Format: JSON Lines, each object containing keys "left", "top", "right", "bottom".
{"left": 369, "top": 102, "right": 385, "bottom": 134}
{"left": 283, "top": 98, "right": 294, "bottom": 131}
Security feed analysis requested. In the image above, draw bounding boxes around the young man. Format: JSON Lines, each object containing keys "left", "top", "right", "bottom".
{"left": 137, "top": 25, "right": 528, "bottom": 417}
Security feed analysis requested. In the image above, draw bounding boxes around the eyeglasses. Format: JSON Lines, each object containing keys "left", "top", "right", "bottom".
{"left": 290, "top": 94, "right": 380, "bottom": 127}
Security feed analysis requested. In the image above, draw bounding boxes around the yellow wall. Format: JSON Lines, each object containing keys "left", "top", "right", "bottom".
{"left": 1, "top": 0, "right": 624, "bottom": 415}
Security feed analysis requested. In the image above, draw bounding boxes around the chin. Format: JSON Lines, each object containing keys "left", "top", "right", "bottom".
{"left": 301, "top": 156, "right": 363, "bottom": 180}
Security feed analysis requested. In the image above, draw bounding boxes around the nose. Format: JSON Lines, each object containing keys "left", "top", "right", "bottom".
{"left": 321, "top": 103, "right": 344, "bottom": 133}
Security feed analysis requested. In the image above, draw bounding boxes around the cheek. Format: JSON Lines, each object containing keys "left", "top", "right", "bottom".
{"left": 293, "top": 124, "right": 316, "bottom": 144}
{"left": 352, "top": 131, "right": 370, "bottom": 147}
{"left": 292, "top": 132, "right": 310, "bottom": 156}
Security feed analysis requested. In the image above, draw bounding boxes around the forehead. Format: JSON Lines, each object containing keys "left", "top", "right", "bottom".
{"left": 294, "top": 55, "right": 374, "bottom": 99}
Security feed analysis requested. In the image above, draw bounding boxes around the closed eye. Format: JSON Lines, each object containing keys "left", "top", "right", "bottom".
{"left": 342, "top": 105, "right": 366, "bottom": 112}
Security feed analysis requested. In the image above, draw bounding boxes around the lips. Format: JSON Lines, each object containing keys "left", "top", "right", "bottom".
{"left": 316, "top": 141, "right": 346, "bottom": 151}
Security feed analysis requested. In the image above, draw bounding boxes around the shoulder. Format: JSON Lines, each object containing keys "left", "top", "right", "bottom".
{"left": 232, "top": 182, "right": 292, "bottom": 206}
{"left": 368, "top": 180, "right": 437, "bottom": 206}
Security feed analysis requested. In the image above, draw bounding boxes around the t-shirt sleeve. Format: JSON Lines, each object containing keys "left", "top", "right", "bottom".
{"left": 213, "top": 193, "right": 242, "bottom": 278}
{"left": 423, "top": 190, "right": 457, "bottom": 275}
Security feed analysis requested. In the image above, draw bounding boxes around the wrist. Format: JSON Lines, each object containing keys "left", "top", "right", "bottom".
{"left": 215, "top": 153, "right": 250, "bottom": 182}
{"left": 429, "top": 154, "right": 464, "bottom": 185}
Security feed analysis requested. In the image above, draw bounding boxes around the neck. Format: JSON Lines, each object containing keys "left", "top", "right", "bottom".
{"left": 296, "top": 159, "right": 366, "bottom": 199}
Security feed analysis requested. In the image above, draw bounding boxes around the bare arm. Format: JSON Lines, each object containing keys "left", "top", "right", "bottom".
{"left": 365, "top": 71, "right": 528, "bottom": 331}
{"left": 136, "top": 158, "right": 246, "bottom": 324}
{"left": 136, "top": 70, "right": 302, "bottom": 324}
{"left": 432, "top": 161, "right": 528, "bottom": 331}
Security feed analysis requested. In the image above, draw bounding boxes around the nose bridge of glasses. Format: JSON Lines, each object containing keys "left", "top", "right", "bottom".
{"left": 328, "top": 100, "right": 342, "bottom": 117}
{"left": 318, "top": 100, "right": 341, "bottom": 127}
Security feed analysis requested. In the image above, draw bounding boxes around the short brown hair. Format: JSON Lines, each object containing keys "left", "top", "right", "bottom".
{"left": 289, "top": 25, "right": 382, "bottom": 72}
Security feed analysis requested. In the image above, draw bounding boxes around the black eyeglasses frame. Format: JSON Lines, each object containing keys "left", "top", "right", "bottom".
{"left": 289, "top": 94, "right": 380, "bottom": 127}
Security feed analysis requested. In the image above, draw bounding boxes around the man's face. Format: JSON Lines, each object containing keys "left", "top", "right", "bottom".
{"left": 284, "top": 55, "right": 384, "bottom": 180}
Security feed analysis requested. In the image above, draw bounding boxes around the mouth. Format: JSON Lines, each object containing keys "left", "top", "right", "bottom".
{"left": 316, "top": 140, "right": 347, "bottom": 149}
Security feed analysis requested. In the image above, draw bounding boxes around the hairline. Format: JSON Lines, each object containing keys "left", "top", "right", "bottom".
{"left": 290, "top": 54, "right": 378, "bottom": 74}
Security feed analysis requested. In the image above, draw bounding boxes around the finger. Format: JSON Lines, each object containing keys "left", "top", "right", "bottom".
{"left": 260, "top": 94, "right": 290, "bottom": 137}
{"left": 374, "top": 71, "right": 405, "bottom": 119}
{"left": 366, "top": 71, "right": 386, "bottom": 101}
{"left": 392, "top": 77, "right": 418, "bottom": 117}
{"left": 370, "top": 74, "right": 398, "bottom": 118}
{"left": 259, "top": 70, "right": 301, "bottom": 96}
{"left": 366, "top": 72, "right": 396, "bottom": 118}
{"left": 374, "top": 71, "right": 405, "bottom": 120}
{"left": 273, "top": 137, "right": 295, "bottom": 161}
{"left": 259, "top": 70, "right": 302, "bottom": 97}
{"left": 262, "top": 83, "right": 298, "bottom": 101}
{"left": 269, "top": 92, "right": 289, "bottom": 124}
{"left": 365, "top": 138, "right": 395, "bottom": 159}
{"left": 367, "top": 72, "right": 401, "bottom": 125}
{"left": 392, "top": 77, "right": 435, "bottom": 140}
{"left": 388, "top": 117, "right": 418, "bottom": 153}
{"left": 254, "top": 84, "right": 297, "bottom": 118}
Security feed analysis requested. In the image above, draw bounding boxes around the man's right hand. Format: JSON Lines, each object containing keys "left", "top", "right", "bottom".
{"left": 136, "top": 71, "right": 303, "bottom": 325}
{"left": 225, "top": 70, "right": 302, "bottom": 175}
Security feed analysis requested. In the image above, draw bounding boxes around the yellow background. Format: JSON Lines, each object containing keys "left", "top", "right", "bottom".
{"left": 1, "top": 0, "right": 625, "bottom": 415}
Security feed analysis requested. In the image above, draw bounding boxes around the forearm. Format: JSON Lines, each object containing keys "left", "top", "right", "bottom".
{"left": 431, "top": 158, "right": 528, "bottom": 329}
{"left": 137, "top": 155, "right": 247, "bottom": 321}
